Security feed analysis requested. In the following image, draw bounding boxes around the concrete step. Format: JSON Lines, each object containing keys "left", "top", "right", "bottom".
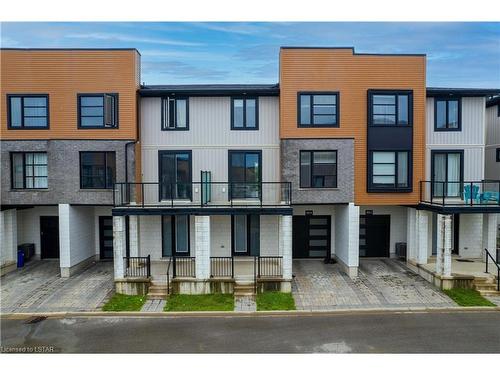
{"left": 474, "top": 283, "right": 498, "bottom": 291}
{"left": 234, "top": 283, "right": 256, "bottom": 297}
{"left": 147, "top": 293, "right": 167, "bottom": 300}
{"left": 478, "top": 290, "right": 500, "bottom": 296}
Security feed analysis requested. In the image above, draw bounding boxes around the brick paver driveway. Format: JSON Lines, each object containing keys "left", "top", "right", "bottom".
{"left": 292, "top": 259, "right": 456, "bottom": 310}
{"left": 1, "top": 260, "right": 113, "bottom": 313}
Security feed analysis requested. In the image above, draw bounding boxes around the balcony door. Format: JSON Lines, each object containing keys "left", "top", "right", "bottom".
{"left": 228, "top": 151, "right": 261, "bottom": 199}
{"left": 432, "top": 151, "right": 463, "bottom": 198}
{"left": 159, "top": 151, "right": 192, "bottom": 201}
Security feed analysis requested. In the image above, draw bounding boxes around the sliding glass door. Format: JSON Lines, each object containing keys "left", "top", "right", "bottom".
{"left": 432, "top": 151, "right": 462, "bottom": 198}
{"left": 159, "top": 151, "right": 192, "bottom": 200}
{"left": 228, "top": 151, "right": 261, "bottom": 199}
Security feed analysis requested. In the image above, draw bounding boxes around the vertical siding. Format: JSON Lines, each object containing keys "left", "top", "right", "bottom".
{"left": 485, "top": 105, "right": 500, "bottom": 180}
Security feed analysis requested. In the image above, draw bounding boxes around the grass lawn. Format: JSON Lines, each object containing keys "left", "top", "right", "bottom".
{"left": 256, "top": 292, "right": 296, "bottom": 311}
{"left": 444, "top": 288, "right": 496, "bottom": 307}
{"left": 102, "top": 293, "right": 147, "bottom": 311}
{"left": 164, "top": 294, "right": 234, "bottom": 311}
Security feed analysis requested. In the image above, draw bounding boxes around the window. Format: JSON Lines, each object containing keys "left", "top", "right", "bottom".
{"left": 78, "top": 94, "right": 118, "bottom": 128}
{"left": 80, "top": 152, "right": 116, "bottom": 189}
{"left": 7, "top": 95, "right": 49, "bottom": 129}
{"left": 497, "top": 148, "right": 500, "bottom": 162}
{"left": 298, "top": 93, "right": 339, "bottom": 127}
{"left": 231, "top": 97, "right": 258, "bottom": 130}
{"left": 228, "top": 151, "right": 261, "bottom": 199}
{"left": 370, "top": 151, "right": 410, "bottom": 190}
{"left": 159, "top": 151, "right": 192, "bottom": 200}
{"left": 435, "top": 98, "right": 461, "bottom": 131}
{"left": 231, "top": 214, "right": 260, "bottom": 256}
{"left": 161, "top": 97, "right": 188, "bottom": 130}
{"left": 300, "top": 151, "right": 337, "bottom": 188}
{"left": 162, "top": 215, "right": 190, "bottom": 256}
{"left": 11, "top": 152, "right": 48, "bottom": 189}
{"left": 369, "top": 91, "right": 412, "bottom": 126}
{"left": 432, "top": 151, "right": 463, "bottom": 197}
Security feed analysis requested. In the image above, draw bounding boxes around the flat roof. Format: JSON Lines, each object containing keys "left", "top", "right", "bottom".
{"left": 0, "top": 48, "right": 141, "bottom": 55}
{"left": 280, "top": 46, "right": 426, "bottom": 57}
{"left": 427, "top": 87, "right": 500, "bottom": 97}
{"left": 140, "top": 84, "right": 279, "bottom": 96}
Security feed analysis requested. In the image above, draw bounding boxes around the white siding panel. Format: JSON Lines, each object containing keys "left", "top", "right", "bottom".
{"left": 426, "top": 97, "right": 486, "bottom": 146}
{"left": 486, "top": 104, "right": 500, "bottom": 146}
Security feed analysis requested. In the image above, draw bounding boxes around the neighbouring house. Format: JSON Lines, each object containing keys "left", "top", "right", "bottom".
{"left": 0, "top": 48, "right": 140, "bottom": 276}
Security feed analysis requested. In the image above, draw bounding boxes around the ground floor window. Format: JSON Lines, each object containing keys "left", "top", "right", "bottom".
{"left": 231, "top": 214, "right": 260, "bottom": 256}
{"left": 162, "top": 215, "right": 190, "bottom": 257}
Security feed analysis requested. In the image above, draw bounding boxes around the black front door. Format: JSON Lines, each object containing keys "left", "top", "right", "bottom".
{"left": 99, "top": 216, "right": 114, "bottom": 259}
{"left": 40, "top": 216, "right": 59, "bottom": 259}
{"left": 292, "top": 215, "right": 331, "bottom": 258}
{"left": 360, "top": 214, "right": 390, "bottom": 257}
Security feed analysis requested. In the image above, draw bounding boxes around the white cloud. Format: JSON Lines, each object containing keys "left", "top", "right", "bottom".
{"left": 193, "top": 22, "right": 267, "bottom": 36}
{"left": 65, "top": 32, "right": 202, "bottom": 47}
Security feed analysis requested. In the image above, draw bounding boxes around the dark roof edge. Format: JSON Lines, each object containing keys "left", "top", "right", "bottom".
{"left": 0, "top": 48, "right": 141, "bottom": 56}
{"left": 486, "top": 96, "right": 500, "bottom": 107}
{"left": 139, "top": 85, "right": 280, "bottom": 97}
{"left": 427, "top": 87, "right": 500, "bottom": 97}
{"left": 280, "top": 46, "right": 426, "bottom": 57}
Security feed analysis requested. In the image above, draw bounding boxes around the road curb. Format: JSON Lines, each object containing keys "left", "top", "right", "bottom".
{"left": 2, "top": 305, "right": 500, "bottom": 319}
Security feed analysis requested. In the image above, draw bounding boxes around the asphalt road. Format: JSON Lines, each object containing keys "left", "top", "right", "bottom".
{"left": 1, "top": 311, "right": 500, "bottom": 353}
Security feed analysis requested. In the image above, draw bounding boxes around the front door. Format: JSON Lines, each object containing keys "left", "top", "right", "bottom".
{"left": 292, "top": 215, "right": 331, "bottom": 258}
{"left": 99, "top": 216, "right": 114, "bottom": 259}
{"left": 40, "top": 216, "right": 59, "bottom": 259}
{"left": 360, "top": 214, "right": 390, "bottom": 257}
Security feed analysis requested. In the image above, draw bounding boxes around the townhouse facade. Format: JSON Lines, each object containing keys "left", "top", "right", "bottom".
{"left": 0, "top": 48, "right": 140, "bottom": 276}
{"left": 1, "top": 46, "right": 499, "bottom": 296}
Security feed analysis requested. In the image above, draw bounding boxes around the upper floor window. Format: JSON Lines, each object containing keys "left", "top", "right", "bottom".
{"left": 369, "top": 151, "right": 410, "bottom": 191}
{"left": 7, "top": 95, "right": 49, "bottom": 129}
{"left": 298, "top": 92, "right": 339, "bottom": 127}
{"left": 435, "top": 98, "right": 460, "bottom": 131}
{"left": 162, "top": 97, "right": 188, "bottom": 130}
{"left": 78, "top": 94, "right": 118, "bottom": 128}
{"left": 300, "top": 150, "right": 337, "bottom": 188}
{"left": 80, "top": 151, "right": 116, "bottom": 189}
{"left": 231, "top": 97, "right": 258, "bottom": 130}
{"left": 11, "top": 152, "right": 48, "bottom": 189}
{"left": 369, "top": 91, "right": 412, "bottom": 126}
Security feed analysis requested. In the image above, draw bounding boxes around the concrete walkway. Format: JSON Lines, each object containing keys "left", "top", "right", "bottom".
{"left": 1, "top": 260, "right": 113, "bottom": 313}
{"left": 141, "top": 299, "right": 166, "bottom": 312}
{"left": 292, "top": 259, "right": 456, "bottom": 310}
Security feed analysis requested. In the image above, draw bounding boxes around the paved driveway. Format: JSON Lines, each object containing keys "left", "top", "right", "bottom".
{"left": 1, "top": 260, "right": 113, "bottom": 313}
{"left": 292, "top": 258, "right": 456, "bottom": 310}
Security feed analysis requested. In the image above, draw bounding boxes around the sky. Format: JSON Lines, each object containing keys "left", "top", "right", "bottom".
{"left": 1, "top": 22, "right": 499, "bottom": 87}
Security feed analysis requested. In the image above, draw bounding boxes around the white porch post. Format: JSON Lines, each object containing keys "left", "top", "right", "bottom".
{"left": 113, "top": 216, "right": 126, "bottom": 279}
{"left": 416, "top": 210, "right": 429, "bottom": 265}
{"left": 0, "top": 209, "right": 18, "bottom": 267}
{"left": 279, "top": 215, "right": 293, "bottom": 280}
{"left": 129, "top": 215, "right": 139, "bottom": 257}
{"left": 406, "top": 208, "right": 417, "bottom": 262}
{"left": 58, "top": 204, "right": 71, "bottom": 277}
{"left": 436, "top": 214, "right": 452, "bottom": 276}
{"left": 195, "top": 216, "right": 210, "bottom": 280}
{"left": 435, "top": 214, "right": 444, "bottom": 274}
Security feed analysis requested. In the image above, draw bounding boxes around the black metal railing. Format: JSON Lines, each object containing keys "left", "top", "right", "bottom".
{"left": 420, "top": 180, "right": 500, "bottom": 207}
{"left": 173, "top": 256, "right": 196, "bottom": 278}
{"left": 123, "top": 255, "right": 151, "bottom": 278}
{"left": 210, "top": 257, "right": 234, "bottom": 278}
{"left": 485, "top": 248, "right": 500, "bottom": 291}
{"left": 258, "top": 256, "right": 283, "bottom": 278}
{"left": 113, "top": 181, "right": 292, "bottom": 208}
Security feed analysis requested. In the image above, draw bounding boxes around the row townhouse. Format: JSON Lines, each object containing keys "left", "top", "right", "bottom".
{"left": 1, "top": 47, "right": 499, "bottom": 296}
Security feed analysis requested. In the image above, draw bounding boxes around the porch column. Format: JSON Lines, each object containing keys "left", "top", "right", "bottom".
{"left": 113, "top": 216, "right": 126, "bottom": 279}
{"left": 436, "top": 214, "right": 452, "bottom": 276}
{"left": 195, "top": 216, "right": 210, "bottom": 280}
{"left": 279, "top": 215, "right": 293, "bottom": 280}
{"left": 406, "top": 208, "right": 417, "bottom": 262}
{"left": 416, "top": 210, "right": 429, "bottom": 265}
{"left": 0, "top": 209, "right": 18, "bottom": 267}
{"left": 58, "top": 204, "right": 71, "bottom": 277}
{"left": 483, "top": 213, "right": 498, "bottom": 268}
{"left": 129, "top": 215, "right": 139, "bottom": 257}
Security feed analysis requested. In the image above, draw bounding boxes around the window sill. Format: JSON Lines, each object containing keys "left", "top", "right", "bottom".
{"left": 10, "top": 188, "right": 49, "bottom": 192}
{"left": 298, "top": 187, "right": 339, "bottom": 191}
{"left": 79, "top": 189, "right": 113, "bottom": 192}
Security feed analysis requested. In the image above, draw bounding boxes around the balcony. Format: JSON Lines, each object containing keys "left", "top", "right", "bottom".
{"left": 419, "top": 180, "right": 500, "bottom": 213}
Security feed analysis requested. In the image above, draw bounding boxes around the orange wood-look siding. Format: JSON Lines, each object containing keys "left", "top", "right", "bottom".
{"left": 279, "top": 48, "right": 426, "bottom": 206}
{"left": 0, "top": 49, "right": 139, "bottom": 140}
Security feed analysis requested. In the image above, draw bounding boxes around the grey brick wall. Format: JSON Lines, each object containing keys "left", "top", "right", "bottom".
{"left": 281, "top": 139, "right": 354, "bottom": 204}
{"left": 1, "top": 140, "right": 135, "bottom": 206}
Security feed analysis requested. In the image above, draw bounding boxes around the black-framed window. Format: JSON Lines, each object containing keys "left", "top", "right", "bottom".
{"left": 298, "top": 92, "right": 339, "bottom": 127}
{"left": 161, "top": 97, "right": 189, "bottom": 130}
{"left": 435, "top": 98, "right": 461, "bottom": 131}
{"left": 159, "top": 151, "right": 192, "bottom": 200}
{"left": 231, "top": 97, "right": 258, "bottom": 130}
{"left": 7, "top": 95, "right": 49, "bottom": 129}
{"left": 497, "top": 148, "right": 500, "bottom": 162}
{"left": 370, "top": 151, "right": 410, "bottom": 190}
{"left": 498, "top": 104, "right": 500, "bottom": 117}
{"left": 11, "top": 152, "right": 48, "bottom": 189}
{"left": 162, "top": 215, "right": 190, "bottom": 257}
{"left": 231, "top": 214, "right": 260, "bottom": 256}
{"left": 431, "top": 150, "right": 463, "bottom": 198}
{"left": 369, "top": 91, "right": 412, "bottom": 126}
{"left": 300, "top": 151, "right": 337, "bottom": 188}
{"left": 228, "top": 150, "right": 261, "bottom": 199}
{"left": 80, "top": 152, "right": 116, "bottom": 189}
{"left": 78, "top": 94, "right": 118, "bottom": 128}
